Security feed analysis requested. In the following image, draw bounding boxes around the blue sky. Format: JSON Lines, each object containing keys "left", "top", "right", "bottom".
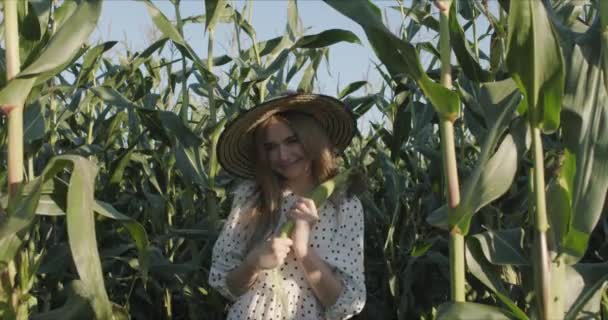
{"left": 91, "top": 1, "right": 495, "bottom": 132}
{"left": 93, "top": 1, "right": 435, "bottom": 96}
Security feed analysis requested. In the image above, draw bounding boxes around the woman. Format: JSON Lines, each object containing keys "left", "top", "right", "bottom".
{"left": 209, "top": 93, "right": 366, "bottom": 319}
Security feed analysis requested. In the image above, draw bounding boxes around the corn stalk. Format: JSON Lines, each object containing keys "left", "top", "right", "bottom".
{"left": 436, "top": 0, "right": 465, "bottom": 302}
{"left": 3, "top": 0, "right": 23, "bottom": 317}
{"left": 4, "top": 0, "right": 23, "bottom": 199}
{"left": 203, "top": 0, "right": 223, "bottom": 227}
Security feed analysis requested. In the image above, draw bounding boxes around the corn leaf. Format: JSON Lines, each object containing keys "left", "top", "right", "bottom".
{"left": 558, "top": 37, "right": 608, "bottom": 263}
{"left": 437, "top": 302, "right": 514, "bottom": 320}
{"left": 466, "top": 230, "right": 528, "bottom": 319}
{"left": 449, "top": 2, "right": 492, "bottom": 82}
{"left": 324, "top": 0, "right": 460, "bottom": 120}
{"left": 506, "top": 0, "right": 564, "bottom": 132}
{"left": 292, "top": 29, "right": 361, "bottom": 49}
{"left": 0, "top": 0, "right": 101, "bottom": 107}
{"left": 205, "top": 0, "right": 229, "bottom": 31}
{"left": 30, "top": 280, "right": 95, "bottom": 320}
{"left": 564, "top": 262, "right": 608, "bottom": 319}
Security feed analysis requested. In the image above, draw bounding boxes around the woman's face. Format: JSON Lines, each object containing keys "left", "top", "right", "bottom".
{"left": 263, "top": 118, "right": 311, "bottom": 181}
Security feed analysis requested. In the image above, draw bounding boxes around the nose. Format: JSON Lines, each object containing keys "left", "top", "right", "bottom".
{"left": 278, "top": 144, "right": 289, "bottom": 161}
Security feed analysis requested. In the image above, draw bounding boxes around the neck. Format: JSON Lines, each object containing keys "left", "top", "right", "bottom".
{"left": 284, "top": 174, "right": 315, "bottom": 196}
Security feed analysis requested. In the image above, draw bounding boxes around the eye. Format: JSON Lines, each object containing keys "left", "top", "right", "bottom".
{"left": 286, "top": 136, "right": 299, "bottom": 144}
{"left": 264, "top": 143, "right": 277, "bottom": 151}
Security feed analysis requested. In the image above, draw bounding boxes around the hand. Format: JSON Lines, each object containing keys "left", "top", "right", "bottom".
{"left": 288, "top": 197, "right": 320, "bottom": 259}
{"left": 245, "top": 237, "right": 293, "bottom": 270}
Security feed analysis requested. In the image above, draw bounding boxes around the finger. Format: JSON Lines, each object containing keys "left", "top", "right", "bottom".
{"left": 289, "top": 207, "right": 304, "bottom": 218}
{"left": 272, "top": 237, "right": 292, "bottom": 248}
{"left": 276, "top": 246, "right": 290, "bottom": 257}
{"left": 278, "top": 237, "right": 293, "bottom": 247}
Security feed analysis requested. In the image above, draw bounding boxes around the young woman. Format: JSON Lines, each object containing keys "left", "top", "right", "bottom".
{"left": 209, "top": 93, "right": 366, "bottom": 319}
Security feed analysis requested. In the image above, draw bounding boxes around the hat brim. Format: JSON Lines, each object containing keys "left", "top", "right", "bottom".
{"left": 217, "top": 93, "right": 356, "bottom": 179}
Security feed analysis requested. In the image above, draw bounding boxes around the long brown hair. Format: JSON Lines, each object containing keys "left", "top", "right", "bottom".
{"left": 242, "top": 111, "right": 338, "bottom": 252}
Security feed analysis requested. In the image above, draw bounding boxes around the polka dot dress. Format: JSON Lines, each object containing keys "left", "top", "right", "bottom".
{"left": 209, "top": 180, "right": 366, "bottom": 320}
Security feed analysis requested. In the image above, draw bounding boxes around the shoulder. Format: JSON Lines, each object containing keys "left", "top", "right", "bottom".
{"left": 332, "top": 191, "right": 363, "bottom": 216}
{"left": 231, "top": 179, "right": 259, "bottom": 197}
{"left": 339, "top": 193, "right": 363, "bottom": 212}
{"left": 229, "top": 179, "right": 260, "bottom": 209}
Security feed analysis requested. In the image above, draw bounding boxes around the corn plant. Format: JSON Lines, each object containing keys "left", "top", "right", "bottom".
{"left": 1, "top": 0, "right": 607, "bottom": 319}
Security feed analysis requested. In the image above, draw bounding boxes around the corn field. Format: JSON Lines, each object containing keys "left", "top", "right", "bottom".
{"left": 0, "top": 0, "right": 607, "bottom": 319}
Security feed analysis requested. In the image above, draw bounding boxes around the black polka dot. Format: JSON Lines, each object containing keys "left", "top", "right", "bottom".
{"left": 209, "top": 186, "right": 366, "bottom": 319}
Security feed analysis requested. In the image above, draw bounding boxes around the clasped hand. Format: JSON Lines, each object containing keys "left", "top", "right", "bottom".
{"left": 245, "top": 197, "right": 319, "bottom": 270}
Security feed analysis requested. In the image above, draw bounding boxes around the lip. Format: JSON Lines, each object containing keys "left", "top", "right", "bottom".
{"left": 278, "top": 159, "right": 300, "bottom": 169}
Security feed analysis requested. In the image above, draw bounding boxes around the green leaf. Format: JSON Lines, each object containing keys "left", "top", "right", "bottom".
{"left": 62, "top": 156, "right": 112, "bottom": 320}
{"left": 286, "top": 0, "right": 303, "bottom": 39}
{"left": 456, "top": 0, "right": 477, "bottom": 20}
{"left": 141, "top": 0, "right": 216, "bottom": 82}
{"left": 23, "top": 100, "right": 46, "bottom": 144}
{"left": 0, "top": 179, "right": 43, "bottom": 244}
{"left": 466, "top": 230, "right": 529, "bottom": 319}
{"left": 20, "top": 0, "right": 102, "bottom": 77}
{"left": 109, "top": 149, "right": 135, "bottom": 186}
{"left": 76, "top": 41, "right": 117, "bottom": 87}
{"left": 437, "top": 302, "right": 514, "bottom": 320}
{"left": 205, "top": 0, "right": 230, "bottom": 31}
{"left": 0, "top": 0, "right": 101, "bottom": 107}
{"left": 91, "top": 86, "right": 205, "bottom": 198}
{"left": 30, "top": 280, "right": 95, "bottom": 320}
{"left": 506, "top": 0, "right": 565, "bottom": 132}
{"left": 52, "top": 1, "right": 78, "bottom": 31}
{"left": 546, "top": 150, "right": 575, "bottom": 253}
{"left": 1, "top": 156, "right": 113, "bottom": 318}
{"left": 449, "top": 2, "right": 491, "bottom": 82}
{"left": 338, "top": 81, "right": 367, "bottom": 99}
{"left": 132, "top": 37, "right": 169, "bottom": 70}
{"left": 292, "top": 29, "right": 361, "bottom": 49}
{"left": 324, "top": 0, "right": 460, "bottom": 119}
{"left": 298, "top": 50, "right": 324, "bottom": 93}
{"left": 94, "top": 111, "right": 127, "bottom": 149}
{"left": 559, "top": 40, "right": 608, "bottom": 263}
{"left": 90, "top": 86, "right": 202, "bottom": 148}
{"left": 0, "top": 234, "right": 22, "bottom": 273}
{"left": 565, "top": 262, "right": 608, "bottom": 319}
{"left": 251, "top": 49, "right": 290, "bottom": 82}
{"left": 174, "top": 141, "right": 207, "bottom": 188}
{"left": 29, "top": 0, "right": 52, "bottom": 39}
{"left": 93, "top": 201, "right": 150, "bottom": 283}
{"left": 469, "top": 229, "right": 528, "bottom": 266}
{"left": 90, "top": 85, "right": 138, "bottom": 109}
{"left": 141, "top": 0, "right": 185, "bottom": 46}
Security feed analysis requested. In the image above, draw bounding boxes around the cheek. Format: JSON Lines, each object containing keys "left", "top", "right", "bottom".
{"left": 267, "top": 149, "right": 279, "bottom": 163}
{"left": 290, "top": 144, "right": 305, "bottom": 157}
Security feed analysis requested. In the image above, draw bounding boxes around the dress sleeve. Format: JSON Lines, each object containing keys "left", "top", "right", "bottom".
{"left": 208, "top": 180, "right": 258, "bottom": 301}
{"left": 325, "top": 195, "right": 367, "bottom": 320}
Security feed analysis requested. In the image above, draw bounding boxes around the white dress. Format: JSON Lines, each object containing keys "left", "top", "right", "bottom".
{"left": 209, "top": 180, "right": 366, "bottom": 320}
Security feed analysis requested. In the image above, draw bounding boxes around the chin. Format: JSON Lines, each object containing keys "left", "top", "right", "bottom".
{"left": 277, "top": 165, "right": 308, "bottom": 180}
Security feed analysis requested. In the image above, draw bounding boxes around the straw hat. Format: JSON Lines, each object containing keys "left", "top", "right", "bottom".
{"left": 217, "top": 93, "right": 356, "bottom": 179}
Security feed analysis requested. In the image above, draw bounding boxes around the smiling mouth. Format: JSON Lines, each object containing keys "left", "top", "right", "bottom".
{"left": 280, "top": 159, "right": 301, "bottom": 169}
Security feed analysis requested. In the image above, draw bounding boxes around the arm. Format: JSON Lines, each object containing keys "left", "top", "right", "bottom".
{"left": 208, "top": 181, "right": 258, "bottom": 301}
{"left": 225, "top": 258, "right": 260, "bottom": 297}
{"left": 226, "top": 237, "right": 293, "bottom": 296}
{"left": 289, "top": 195, "right": 366, "bottom": 319}
{"left": 295, "top": 246, "right": 343, "bottom": 308}
{"left": 225, "top": 236, "right": 294, "bottom": 297}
